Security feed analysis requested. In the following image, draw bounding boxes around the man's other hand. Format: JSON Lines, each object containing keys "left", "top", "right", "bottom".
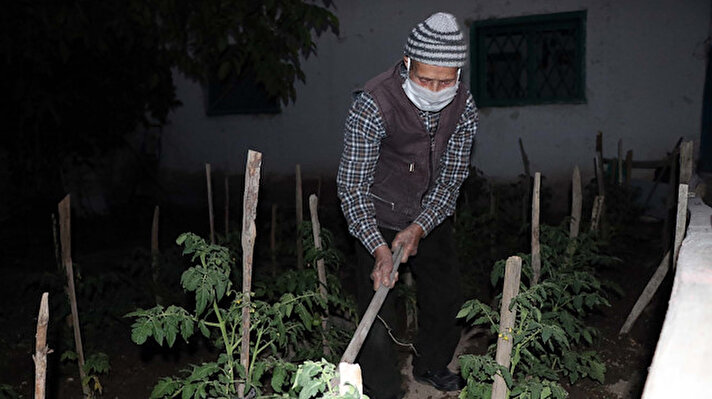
{"left": 371, "top": 245, "right": 397, "bottom": 291}
{"left": 392, "top": 223, "right": 424, "bottom": 263}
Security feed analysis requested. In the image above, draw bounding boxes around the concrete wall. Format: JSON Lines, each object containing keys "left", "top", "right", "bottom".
{"left": 159, "top": 0, "right": 710, "bottom": 201}
{"left": 641, "top": 182, "right": 712, "bottom": 398}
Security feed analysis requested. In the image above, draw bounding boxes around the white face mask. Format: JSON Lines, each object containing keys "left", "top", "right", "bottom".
{"left": 402, "top": 58, "right": 460, "bottom": 112}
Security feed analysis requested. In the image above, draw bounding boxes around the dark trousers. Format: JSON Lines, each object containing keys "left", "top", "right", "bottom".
{"left": 354, "top": 219, "right": 463, "bottom": 398}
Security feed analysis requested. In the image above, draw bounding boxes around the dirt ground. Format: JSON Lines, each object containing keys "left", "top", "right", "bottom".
{"left": 0, "top": 196, "right": 669, "bottom": 399}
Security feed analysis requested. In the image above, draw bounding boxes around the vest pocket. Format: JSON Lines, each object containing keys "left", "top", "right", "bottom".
{"left": 370, "top": 192, "right": 395, "bottom": 210}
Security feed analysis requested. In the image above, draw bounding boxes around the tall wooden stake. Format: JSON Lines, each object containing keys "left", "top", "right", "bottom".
{"left": 225, "top": 176, "right": 230, "bottom": 237}
{"left": 239, "top": 151, "right": 262, "bottom": 396}
{"left": 679, "top": 141, "right": 694, "bottom": 185}
{"left": 296, "top": 164, "right": 304, "bottom": 270}
{"left": 58, "top": 195, "right": 90, "bottom": 398}
{"left": 570, "top": 166, "right": 582, "bottom": 239}
{"left": 491, "top": 256, "right": 523, "bottom": 399}
{"left": 151, "top": 205, "right": 162, "bottom": 306}
{"left": 619, "top": 251, "right": 671, "bottom": 335}
{"left": 595, "top": 131, "right": 606, "bottom": 196}
{"left": 590, "top": 195, "right": 605, "bottom": 233}
{"left": 206, "top": 163, "right": 215, "bottom": 244}
{"left": 625, "top": 150, "right": 633, "bottom": 187}
{"left": 617, "top": 139, "right": 623, "bottom": 185}
{"left": 531, "top": 172, "right": 541, "bottom": 285}
{"left": 33, "top": 292, "right": 50, "bottom": 399}
{"left": 309, "top": 194, "right": 331, "bottom": 356}
{"left": 519, "top": 138, "right": 532, "bottom": 228}
{"left": 672, "top": 184, "right": 689, "bottom": 269}
{"left": 270, "top": 204, "right": 278, "bottom": 278}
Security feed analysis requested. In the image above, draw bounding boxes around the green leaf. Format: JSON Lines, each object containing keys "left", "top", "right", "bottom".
{"left": 271, "top": 364, "right": 286, "bottom": 392}
{"left": 150, "top": 378, "right": 179, "bottom": 399}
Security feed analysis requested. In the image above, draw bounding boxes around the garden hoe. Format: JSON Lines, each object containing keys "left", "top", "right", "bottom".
{"left": 334, "top": 245, "right": 405, "bottom": 397}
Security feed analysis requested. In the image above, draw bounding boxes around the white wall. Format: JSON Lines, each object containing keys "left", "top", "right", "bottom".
{"left": 160, "top": 0, "right": 710, "bottom": 192}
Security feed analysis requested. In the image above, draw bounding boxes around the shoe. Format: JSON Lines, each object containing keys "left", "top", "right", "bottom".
{"left": 413, "top": 368, "right": 465, "bottom": 391}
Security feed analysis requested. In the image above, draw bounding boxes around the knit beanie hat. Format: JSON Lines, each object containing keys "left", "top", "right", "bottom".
{"left": 403, "top": 12, "right": 467, "bottom": 68}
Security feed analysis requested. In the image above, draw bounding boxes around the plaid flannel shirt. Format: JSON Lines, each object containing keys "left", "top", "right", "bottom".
{"left": 337, "top": 74, "right": 478, "bottom": 254}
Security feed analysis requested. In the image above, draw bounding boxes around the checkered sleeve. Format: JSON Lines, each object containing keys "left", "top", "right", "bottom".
{"left": 414, "top": 94, "right": 478, "bottom": 235}
{"left": 337, "top": 92, "right": 388, "bottom": 254}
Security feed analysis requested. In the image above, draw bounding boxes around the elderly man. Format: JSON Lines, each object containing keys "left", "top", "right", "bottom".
{"left": 337, "top": 12, "right": 478, "bottom": 399}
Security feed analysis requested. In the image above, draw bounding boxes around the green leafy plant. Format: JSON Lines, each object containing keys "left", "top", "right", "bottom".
{"left": 458, "top": 224, "right": 620, "bottom": 398}
{"left": 61, "top": 351, "right": 111, "bottom": 396}
{"left": 127, "top": 232, "right": 356, "bottom": 398}
{"left": 0, "top": 384, "right": 19, "bottom": 399}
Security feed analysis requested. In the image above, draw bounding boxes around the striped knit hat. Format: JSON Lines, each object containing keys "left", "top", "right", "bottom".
{"left": 404, "top": 12, "right": 467, "bottom": 68}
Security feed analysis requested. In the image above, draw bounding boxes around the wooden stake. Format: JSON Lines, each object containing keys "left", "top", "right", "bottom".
{"left": 206, "top": 163, "right": 215, "bottom": 244}
{"left": 491, "top": 256, "right": 523, "bottom": 399}
{"left": 33, "top": 292, "right": 50, "bottom": 399}
{"left": 531, "top": 172, "right": 541, "bottom": 285}
{"left": 519, "top": 138, "right": 532, "bottom": 228}
{"left": 619, "top": 251, "right": 671, "bottom": 335}
{"left": 58, "top": 195, "right": 90, "bottom": 398}
{"left": 672, "top": 184, "right": 689, "bottom": 269}
{"left": 270, "top": 204, "right": 278, "bottom": 278}
{"left": 239, "top": 151, "right": 262, "bottom": 396}
{"left": 625, "top": 150, "right": 633, "bottom": 187}
{"left": 296, "top": 164, "right": 304, "bottom": 270}
{"left": 679, "top": 141, "right": 694, "bottom": 185}
{"left": 617, "top": 139, "right": 623, "bottom": 185}
{"left": 590, "top": 195, "right": 605, "bottom": 233}
{"left": 151, "top": 205, "right": 162, "bottom": 306}
{"left": 225, "top": 175, "right": 230, "bottom": 237}
{"left": 570, "top": 166, "right": 582, "bottom": 239}
{"left": 595, "top": 132, "right": 606, "bottom": 196}
{"left": 341, "top": 246, "right": 404, "bottom": 364}
{"left": 309, "top": 194, "right": 331, "bottom": 356}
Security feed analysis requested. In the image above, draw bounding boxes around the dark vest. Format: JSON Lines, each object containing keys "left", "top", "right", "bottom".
{"left": 363, "top": 61, "right": 469, "bottom": 230}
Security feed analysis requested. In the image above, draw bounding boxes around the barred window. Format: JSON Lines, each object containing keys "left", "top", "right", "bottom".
{"left": 470, "top": 11, "right": 586, "bottom": 107}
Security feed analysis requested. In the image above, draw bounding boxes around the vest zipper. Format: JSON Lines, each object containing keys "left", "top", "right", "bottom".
{"left": 370, "top": 192, "right": 395, "bottom": 210}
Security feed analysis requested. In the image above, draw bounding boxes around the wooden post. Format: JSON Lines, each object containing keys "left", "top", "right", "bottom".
{"left": 206, "top": 163, "right": 215, "bottom": 244}
{"left": 625, "top": 150, "right": 633, "bottom": 187}
{"left": 270, "top": 204, "right": 278, "bottom": 278}
{"left": 595, "top": 132, "right": 606, "bottom": 196}
{"left": 151, "top": 205, "right": 162, "bottom": 306}
{"left": 33, "top": 292, "right": 50, "bottom": 399}
{"left": 619, "top": 251, "right": 671, "bottom": 335}
{"left": 531, "top": 172, "right": 541, "bottom": 285}
{"left": 491, "top": 256, "right": 523, "bottom": 399}
{"left": 52, "top": 214, "right": 61, "bottom": 270}
{"left": 240, "top": 150, "right": 262, "bottom": 396}
{"left": 662, "top": 151, "right": 679, "bottom": 250}
{"left": 296, "top": 164, "right": 304, "bottom": 270}
{"left": 58, "top": 195, "right": 90, "bottom": 398}
{"left": 590, "top": 195, "right": 605, "bottom": 233}
{"left": 309, "top": 194, "right": 331, "bottom": 356}
{"left": 519, "top": 138, "right": 532, "bottom": 227}
{"left": 225, "top": 175, "right": 230, "bottom": 237}
{"left": 672, "top": 184, "right": 689, "bottom": 269}
{"left": 617, "top": 139, "right": 623, "bottom": 185}
{"left": 341, "top": 246, "right": 404, "bottom": 364}
{"left": 679, "top": 141, "right": 694, "bottom": 185}
{"left": 570, "top": 166, "right": 582, "bottom": 239}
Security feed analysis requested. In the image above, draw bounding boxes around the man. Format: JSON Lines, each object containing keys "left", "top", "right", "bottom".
{"left": 337, "top": 12, "right": 478, "bottom": 399}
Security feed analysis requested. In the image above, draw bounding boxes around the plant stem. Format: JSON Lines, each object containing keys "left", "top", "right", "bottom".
{"left": 213, "top": 301, "right": 236, "bottom": 393}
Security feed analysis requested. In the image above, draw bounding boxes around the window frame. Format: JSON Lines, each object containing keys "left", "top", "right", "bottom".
{"left": 469, "top": 10, "right": 587, "bottom": 107}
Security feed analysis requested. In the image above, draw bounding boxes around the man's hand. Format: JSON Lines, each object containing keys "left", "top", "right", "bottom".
{"left": 392, "top": 223, "right": 424, "bottom": 263}
{"left": 371, "top": 245, "right": 397, "bottom": 291}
